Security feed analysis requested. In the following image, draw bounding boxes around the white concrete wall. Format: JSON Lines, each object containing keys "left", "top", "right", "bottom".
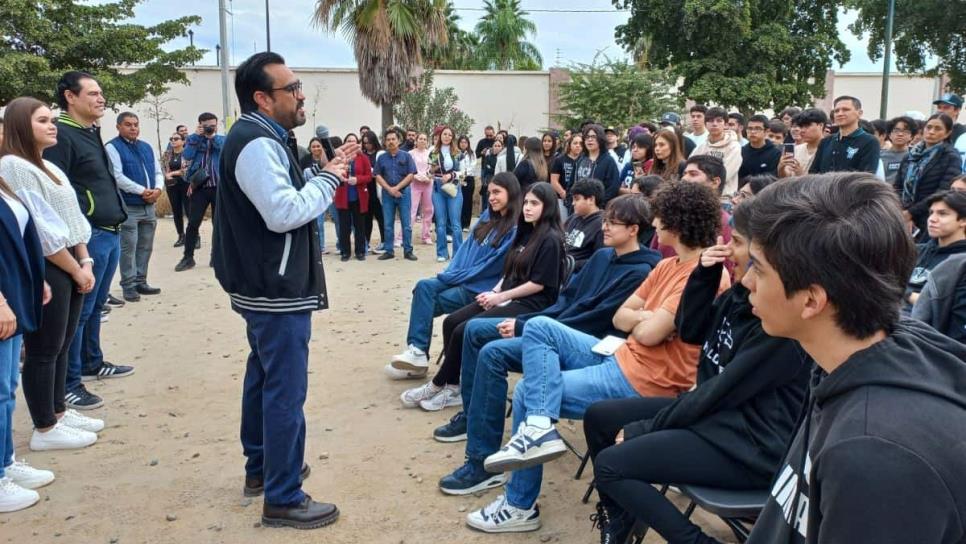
{"left": 111, "top": 66, "right": 551, "bottom": 155}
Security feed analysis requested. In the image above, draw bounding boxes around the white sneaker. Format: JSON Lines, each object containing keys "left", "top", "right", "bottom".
{"left": 419, "top": 385, "right": 463, "bottom": 412}
{"left": 483, "top": 422, "right": 567, "bottom": 473}
{"left": 60, "top": 408, "right": 105, "bottom": 433}
{"left": 384, "top": 364, "right": 428, "bottom": 380}
{"left": 390, "top": 345, "right": 429, "bottom": 371}
{"left": 466, "top": 495, "right": 541, "bottom": 533}
{"left": 400, "top": 381, "right": 442, "bottom": 408}
{"left": 5, "top": 458, "right": 54, "bottom": 490}
{"left": 0, "top": 478, "right": 40, "bottom": 513}
{"left": 29, "top": 422, "right": 97, "bottom": 451}
{"left": 436, "top": 256, "right": 447, "bottom": 263}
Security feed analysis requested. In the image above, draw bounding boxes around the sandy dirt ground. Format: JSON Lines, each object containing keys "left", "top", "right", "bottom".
{"left": 1, "top": 218, "right": 735, "bottom": 544}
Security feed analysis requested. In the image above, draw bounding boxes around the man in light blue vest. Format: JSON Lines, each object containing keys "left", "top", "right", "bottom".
{"left": 105, "top": 112, "right": 163, "bottom": 302}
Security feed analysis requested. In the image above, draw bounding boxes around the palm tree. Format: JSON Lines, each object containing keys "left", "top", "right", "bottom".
{"left": 475, "top": 0, "right": 542, "bottom": 70}
{"left": 423, "top": 3, "right": 481, "bottom": 70}
{"left": 314, "top": 0, "right": 449, "bottom": 129}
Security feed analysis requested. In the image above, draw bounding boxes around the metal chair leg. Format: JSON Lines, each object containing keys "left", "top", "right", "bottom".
{"left": 582, "top": 478, "right": 596, "bottom": 504}
{"left": 575, "top": 450, "right": 590, "bottom": 480}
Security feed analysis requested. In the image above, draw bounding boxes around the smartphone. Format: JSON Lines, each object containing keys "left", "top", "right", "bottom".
{"left": 783, "top": 142, "right": 796, "bottom": 155}
{"left": 592, "top": 335, "right": 626, "bottom": 356}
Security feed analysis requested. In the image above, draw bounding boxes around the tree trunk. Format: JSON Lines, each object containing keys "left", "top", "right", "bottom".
{"left": 381, "top": 103, "right": 394, "bottom": 132}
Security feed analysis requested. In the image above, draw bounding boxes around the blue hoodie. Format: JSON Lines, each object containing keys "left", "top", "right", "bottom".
{"left": 514, "top": 246, "right": 662, "bottom": 337}
{"left": 436, "top": 209, "right": 516, "bottom": 294}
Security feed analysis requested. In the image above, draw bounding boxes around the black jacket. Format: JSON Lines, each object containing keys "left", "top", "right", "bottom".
{"left": 906, "top": 239, "right": 966, "bottom": 304}
{"left": 43, "top": 115, "right": 127, "bottom": 229}
{"left": 575, "top": 152, "right": 621, "bottom": 206}
{"left": 895, "top": 143, "right": 964, "bottom": 231}
{"left": 912, "top": 254, "right": 966, "bottom": 343}
{"left": 747, "top": 319, "right": 966, "bottom": 544}
{"left": 480, "top": 145, "right": 517, "bottom": 184}
{"left": 808, "top": 127, "right": 880, "bottom": 175}
{"left": 623, "top": 262, "right": 811, "bottom": 479}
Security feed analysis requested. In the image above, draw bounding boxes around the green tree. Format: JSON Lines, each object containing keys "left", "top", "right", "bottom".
{"left": 314, "top": 0, "right": 449, "bottom": 129}
{"left": 393, "top": 70, "right": 474, "bottom": 138}
{"left": 845, "top": 0, "right": 966, "bottom": 93}
{"left": 475, "top": 0, "right": 542, "bottom": 70}
{"left": 554, "top": 58, "right": 681, "bottom": 131}
{"left": 613, "top": 0, "right": 850, "bottom": 113}
{"left": 0, "top": 0, "right": 202, "bottom": 107}
{"left": 423, "top": 3, "right": 482, "bottom": 70}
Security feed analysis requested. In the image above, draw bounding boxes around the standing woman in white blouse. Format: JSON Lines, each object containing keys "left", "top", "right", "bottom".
{"left": 0, "top": 97, "right": 103, "bottom": 455}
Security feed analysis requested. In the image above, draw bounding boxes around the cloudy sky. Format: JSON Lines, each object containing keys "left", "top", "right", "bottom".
{"left": 126, "top": 0, "right": 892, "bottom": 72}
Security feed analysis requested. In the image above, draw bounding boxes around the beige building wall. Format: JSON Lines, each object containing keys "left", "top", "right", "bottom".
{"left": 824, "top": 72, "right": 962, "bottom": 122}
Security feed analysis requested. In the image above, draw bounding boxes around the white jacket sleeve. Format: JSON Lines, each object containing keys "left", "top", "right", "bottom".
{"left": 14, "top": 188, "right": 70, "bottom": 256}
{"left": 235, "top": 137, "right": 340, "bottom": 233}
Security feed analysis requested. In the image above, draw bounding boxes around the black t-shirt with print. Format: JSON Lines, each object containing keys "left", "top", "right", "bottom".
{"left": 502, "top": 231, "right": 564, "bottom": 311}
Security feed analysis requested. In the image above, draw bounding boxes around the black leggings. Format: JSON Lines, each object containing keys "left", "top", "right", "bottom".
{"left": 22, "top": 264, "right": 83, "bottom": 428}
{"left": 460, "top": 176, "right": 476, "bottom": 229}
{"left": 165, "top": 182, "right": 189, "bottom": 236}
{"left": 432, "top": 299, "right": 530, "bottom": 387}
{"left": 365, "top": 188, "right": 384, "bottom": 246}
{"left": 337, "top": 201, "right": 367, "bottom": 257}
{"left": 585, "top": 398, "right": 769, "bottom": 544}
{"left": 184, "top": 186, "right": 216, "bottom": 259}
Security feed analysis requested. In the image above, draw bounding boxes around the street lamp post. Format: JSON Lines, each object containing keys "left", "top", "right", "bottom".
{"left": 880, "top": 0, "right": 896, "bottom": 119}
{"left": 188, "top": 29, "right": 195, "bottom": 65}
{"left": 265, "top": 0, "right": 271, "bottom": 51}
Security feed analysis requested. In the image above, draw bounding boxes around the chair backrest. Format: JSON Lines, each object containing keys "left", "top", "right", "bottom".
{"left": 561, "top": 254, "right": 576, "bottom": 287}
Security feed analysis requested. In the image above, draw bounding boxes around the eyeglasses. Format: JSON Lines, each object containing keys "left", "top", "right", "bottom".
{"left": 169, "top": 137, "right": 181, "bottom": 141}
{"left": 891, "top": 128, "right": 911, "bottom": 135}
{"left": 602, "top": 218, "right": 628, "bottom": 227}
{"left": 271, "top": 80, "right": 303, "bottom": 96}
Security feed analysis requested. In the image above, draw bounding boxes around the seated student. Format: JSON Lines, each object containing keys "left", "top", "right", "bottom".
{"left": 463, "top": 181, "right": 728, "bottom": 534}
{"left": 904, "top": 190, "right": 966, "bottom": 310}
{"left": 952, "top": 174, "right": 966, "bottom": 192}
{"left": 563, "top": 178, "right": 605, "bottom": 271}
{"left": 387, "top": 173, "right": 521, "bottom": 379}
{"left": 912, "top": 254, "right": 966, "bottom": 343}
{"left": 398, "top": 182, "right": 564, "bottom": 411}
{"left": 738, "top": 114, "right": 782, "bottom": 180}
{"left": 583, "top": 200, "right": 811, "bottom": 543}
{"left": 731, "top": 174, "right": 777, "bottom": 207}
{"left": 629, "top": 175, "right": 662, "bottom": 198}
{"left": 741, "top": 173, "right": 966, "bottom": 544}
{"left": 766, "top": 119, "right": 787, "bottom": 148}
{"left": 434, "top": 195, "right": 662, "bottom": 494}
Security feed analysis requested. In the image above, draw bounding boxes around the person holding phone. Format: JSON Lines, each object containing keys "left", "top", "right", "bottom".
{"left": 738, "top": 114, "right": 782, "bottom": 180}
{"left": 175, "top": 112, "right": 225, "bottom": 272}
{"left": 778, "top": 108, "right": 829, "bottom": 177}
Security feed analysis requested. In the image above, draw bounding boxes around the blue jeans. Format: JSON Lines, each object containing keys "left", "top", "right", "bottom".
{"left": 67, "top": 228, "right": 120, "bottom": 391}
{"left": 382, "top": 187, "right": 412, "bottom": 254}
{"left": 505, "top": 316, "right": 639, "bottom": 509}
{"left": 240, "top": 310, "right": 311, "bottom": 507}
{"left": 461, "top": 319, "right": 522, "bottom": 462}
{"left": 0, "top": 335, "right": 23, "bottom": 477}
{"left": 431, "top": 188, "right": 463, "bottom": 259}
{"left": 405, "top": 278, "right": 475, "bottom": 353}
{"left": 318, "top": 204, "right": 341, "bottom": 252}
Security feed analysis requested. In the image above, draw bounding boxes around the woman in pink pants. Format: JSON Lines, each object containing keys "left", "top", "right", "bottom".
{"left": 407, "top": 133, "right": 434, "bottom": 244}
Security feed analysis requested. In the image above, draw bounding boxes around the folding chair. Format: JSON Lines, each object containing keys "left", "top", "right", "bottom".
{"left": 629, "top": 485, "right": 767, "bottom": 544}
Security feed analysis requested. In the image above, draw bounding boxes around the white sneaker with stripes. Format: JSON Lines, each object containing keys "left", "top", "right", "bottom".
{"left": 466, "top": 495, "right": 541, "bottom": 533}
{"left": 418, "top": 384, "right": 462, "bottom": 412}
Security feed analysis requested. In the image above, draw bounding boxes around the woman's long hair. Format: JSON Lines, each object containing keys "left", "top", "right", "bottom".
{"left": 502, "top": 181, "right": 563, "bottom": 282}
{"left": 473, "top": 171, "right": 522, "bottom": 247}
{"left": 457, "top": 135, "right": 474, "bottom": 159}
{"left": 0, "top": 96, "right": 61, "bottom": 185}
{"left": 541, "top": 132, "right": 558, "bottom": 162}
{"left": 437, "top": 125, "right": 459, "bottom": 157}
{"left": 523, "top": 137, "right": 549, "bottom": 181}
{"left": 361, "top": 131, "right": 382, "bottom": 154}
{"left": 650, "top": 129, "right": 684, "bottom": 181}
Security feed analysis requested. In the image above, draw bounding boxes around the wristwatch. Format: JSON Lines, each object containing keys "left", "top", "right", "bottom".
{"left": 80, "top": 257, "right": 95, "bottom": 266}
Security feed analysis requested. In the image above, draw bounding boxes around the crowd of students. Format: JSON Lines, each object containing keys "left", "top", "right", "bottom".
{"left": 380, "top": 93, "right": 966, "bottom": 542}
{"left": 2, "top": 72, "right": 966, "bottom": 544}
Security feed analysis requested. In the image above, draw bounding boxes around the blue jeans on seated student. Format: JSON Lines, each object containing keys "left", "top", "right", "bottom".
{"left": 406, "top": 278, "right": 475, "bottom": 353}
{"left": 503, "top": 316, "right": 640, "bottom": 509}
{"left": 0, "top": 335, "right": 23, "bottom": 477}
{"left": 382, "top": 187, "right": 413, "bottom": 254}
{"left": 432, "top": 187, "right": 463, "bottom": 259}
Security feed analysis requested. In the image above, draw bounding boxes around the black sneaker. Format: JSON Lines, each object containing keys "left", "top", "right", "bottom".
{"left": 438, "top": 460, "right": 507, "bottom": 496}
{"left": 135, "top": 284, "right": 161, "bottom": 295}
{"left": 591, "top": 500, "right": 633, "bottom": 544}
{"left": 377, "top": 253, "right": 395, "bottom": 261}
{"left": 340, "top": 255, "right": 350, "bottom": 262}
{"left": 175, "top": 257, "right": 195, "bottom": 272}
{"left": 434, "top": 411, "right": 467, "bottom": 443}
{"left": 65, "top": 385, "right": 104, "bottom": 411}
{"left": 81, "top": 362, "right": 135, "bottom": 382}
{"left": 122, "top": 290, "right": 141, "bottom": 302}
{"left": 107, "top": 294, "right": 125, "bottom": 307}
{"left": 173, "top": 235, "right": 185, "bottom": 248}
{"left": 404, "top": 252, "right": 418, "bottom": 261}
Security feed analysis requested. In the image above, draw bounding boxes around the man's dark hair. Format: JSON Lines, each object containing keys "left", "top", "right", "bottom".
{"left": 728, "top": 112, "right": 746, "bottom": 126}
{"left": 571, "top": 178, "right": 605, "bottom": 206}
{"left": 747, "top": 173, "right": 916, "bottom": 338}
{"left": 858, "top": 119, "right": 875, "bottom": 134}
{"left": 116, "top": 112, "right": 138, "bottom": 125}
{"left": 605, "top": 194, "right": 652, "bottom": 242}
{"left": 794, "top": 108, "right": 829, "bottom": 127}
{"left": 631, "top": 175, "right": 662, "bottom": 198}
{"left": 484, "top": 125, "right": 495, "bottom": 131}
{"left": 383, "top": 127, "right": 400, "bottom": 140}
{"left": 748, "top": 114, "right": 770, "bottom": 128}
{"left": 175, "top": 124, "right": 187, "bottom": 132}
{"left": 198, "top": 112, "right": 218, "bottom": 123}
{"left": 689, "top": 104, "right": 708, "bottom": 115}
{"left": 234, "top": 51, "right": 286, "bottom": 114}
{"left": 767, "top": 119, "right": 787, "bottom": 135}
{"left": 705, "top": 107, "right": 728, "bottom": 122}
{"left": 359, "top": 125, "right": 370, "bottom": 132}
{"left": 652, "top": 181, "right": 720, "bottom": 249}
{"left": 56, "top": 71, "right": 96, "bottom": 111}
{"left": 833, "top": 95, "right": 862, "bottom": 110}
{"left": 732, "top": 198, "right": 753, "bottom": 238}
{"left": 631, "top": 133, "right": 653, "bottom": 150}
{"left": 738, "top": 174, "right": 777, "bottom": 195}
{"left": 926, "top": 190, "right": 966, "bottom": 220}
{"left": 685, "top": 154, "right": 727, "bottom": 194}
{"left": 870, "top": 119, "right": 888, "bottom": 136}
{"left": 780, "top": 107, "right": 802, "bottom": 119}
{"left": 887, "top": 116, "right": 918, "bottom": 136}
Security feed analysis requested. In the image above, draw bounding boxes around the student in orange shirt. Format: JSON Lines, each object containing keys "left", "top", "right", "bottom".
{"left": 464, "top": 181, "right": 728, "bottom": 533}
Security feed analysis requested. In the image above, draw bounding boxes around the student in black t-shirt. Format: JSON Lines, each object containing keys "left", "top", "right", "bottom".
{"left": 550, "top": 133, "right": 583, "bottom": 214}
{"left": 399, "top": 181, "right": 565, "bottom": 411}
{"left": 564, "top": 178, "right": 605, "bottom": 270}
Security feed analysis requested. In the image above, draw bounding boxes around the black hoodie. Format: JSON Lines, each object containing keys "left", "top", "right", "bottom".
{"left": 906, "top": 239, "right": 966, "bottom": 303}
{"left": 622, "top": 262, "right": 811, "bottom": 479}
{"left": 747, "top": 319, "right": 966, "bottom": 544}
{"left": 563, "top": 210, "right": 604, "bottom": 271}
